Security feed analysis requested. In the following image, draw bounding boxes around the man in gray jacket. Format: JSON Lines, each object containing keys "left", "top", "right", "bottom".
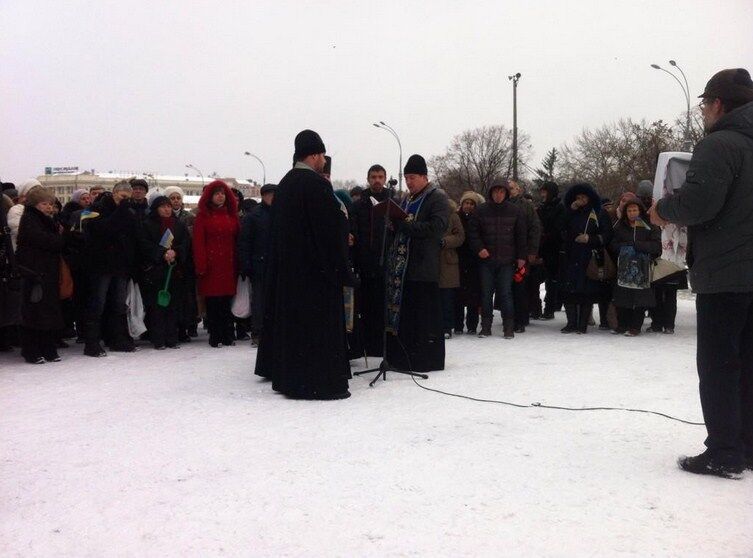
{"left": 650, "top": 68, "right": 753, "bottom": 479}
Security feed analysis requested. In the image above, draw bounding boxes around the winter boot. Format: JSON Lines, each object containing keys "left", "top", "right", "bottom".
{"left": 503, "top": 317, "right": 515, "bottom": 339}
{"left": 83, "top": 321, "right": 107, "bottom": 357}
{"left": 478, "top": 317, "right": 492, "bottom": 338}
{"left": 576, "top": 305, "right": 590, "bottom": 334}
{"left": 561, "top": 304, "right": 578, "bottom": 333}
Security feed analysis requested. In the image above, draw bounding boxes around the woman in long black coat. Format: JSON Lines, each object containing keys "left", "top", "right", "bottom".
{"left": 608, "top": 196, "right": 662, "bottom": 335}
{"left": 15, "top": 188, "right": 65, "bottom": 364}
{"left": 559, "top": 183, "right": 613, "bottom": 333}
{"left": 137, "top": 195, "right": 191, "bottom": 349}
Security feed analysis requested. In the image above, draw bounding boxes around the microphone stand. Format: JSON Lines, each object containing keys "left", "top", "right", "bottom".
{"left": 353, "top": 181, "right": 429, "bottom": 386}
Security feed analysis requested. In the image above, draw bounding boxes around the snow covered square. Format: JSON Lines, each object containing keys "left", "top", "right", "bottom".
{"left": 2, "top": 299, "right": 752, "bottom": 557}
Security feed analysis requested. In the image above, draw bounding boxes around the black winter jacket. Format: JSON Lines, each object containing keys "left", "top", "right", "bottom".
{"left": 83, "top": 194, "right": 138, "bottom": 277}
{"left": 351, "top": 188, "right": 391, "bottom": 278}
{"left": 467, "top": 199, "right": 527, "bottom": 265}
{"left": 656, "top": 100, "right": 753, "bottom": 293}
{"left": 237, "top": 202, "right": 272, "bottom": 278}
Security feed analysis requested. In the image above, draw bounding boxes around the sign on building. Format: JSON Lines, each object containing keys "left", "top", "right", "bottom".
{"left": 45, "top": 166, "right": 79, "bottom": 175}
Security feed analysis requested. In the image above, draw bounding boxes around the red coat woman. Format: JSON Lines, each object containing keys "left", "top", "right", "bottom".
{"left": 192, "top": 180, "right": 240, "bottom": 346}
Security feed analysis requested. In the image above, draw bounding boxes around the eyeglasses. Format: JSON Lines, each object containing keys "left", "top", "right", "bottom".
{"left": 699, "top": 98, "right": 715, "bottom": 109}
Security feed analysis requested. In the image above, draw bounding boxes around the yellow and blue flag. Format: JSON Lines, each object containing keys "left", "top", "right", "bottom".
{"left": 159, "top": 228, "right": 174, "bottom": 249}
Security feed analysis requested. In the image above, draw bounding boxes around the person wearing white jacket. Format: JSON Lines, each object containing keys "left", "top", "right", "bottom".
{"left": 7, "top": 178, "right": 42, "bottom": 250}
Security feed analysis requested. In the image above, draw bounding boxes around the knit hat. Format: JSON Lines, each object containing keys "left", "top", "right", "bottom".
{"left": 699, "top": 68, "right": 753, "bottom": 103}
{"left": 404, "top": 154, "right": 428, "bottom": 175}
{"left": 1, "top": 182, "right": 16, "bottom": 192}
{"left": 17, "top": 178, "right": 42, "bottom": 197}
{"left": 149, "top": 195, "right": 171, "bottom": 213}
{"left": 164, "top": 186, "right": 184, "bottom": 198}
{"left": 636, "top": 180, "right": 653, "bottom": 199}
{"left": 260, "top": 183, "right": 277, "bottom": 195}
{"left": 25, "top": 186, "right": 55, "bottom": 206}
{"left": 129, "top": 178, "right": 149, "bottom": 192}
{"left": 294, "top": 129, "right": 326, "bottom": 161}
{"left": 460, "top": 190, "right": 485, "bottom": 207}
{"left": 71, "top": 188, "right": 88, "bottom": 204}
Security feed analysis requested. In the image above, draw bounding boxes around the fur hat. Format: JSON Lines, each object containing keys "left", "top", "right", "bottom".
{"left": 25, "top": 186, "right": 56, "bottom": 206}
{"left": 129, "top": 178, "right": 149, "bottom": 192}
{"left": 17, "top": 178, "right": 42, "bottom": 198}
{"left": 164, "top": 186, "right": 184, "bottom": 198}
{"left": 146, "top": 187, "right": 165, "bottom": 207}
{"left": 404, "top": 154, "right": 428, "bottom": 176}
{"left": 71, "top": 188, "right": 88, "bottom": 204}
{"left": 294, "top": 129, "right": 326, "bottom": 161}
{"left": 149, "top": 195, "right": 171, "bottom": 212}
{"left": 260, "top": 183, "right": 277, "bottom": 196}
{"left": 460, "top": 190, "right": 485, "bottom": 207}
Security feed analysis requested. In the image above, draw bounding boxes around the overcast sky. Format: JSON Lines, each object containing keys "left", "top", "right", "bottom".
{"left": 2, "top": 0, "right": 752, "bottom": 186}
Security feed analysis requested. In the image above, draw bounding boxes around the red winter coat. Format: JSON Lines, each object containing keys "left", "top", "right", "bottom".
{"left": 192, "top": 180, "right": 240, "bottom": 297}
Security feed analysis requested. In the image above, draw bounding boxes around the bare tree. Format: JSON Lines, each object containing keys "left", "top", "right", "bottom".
{"left": 430, "top": 125, "right": 532, "bottom": 201}
{"left": 559, "top": 118, "right": 681, "bottom": 201}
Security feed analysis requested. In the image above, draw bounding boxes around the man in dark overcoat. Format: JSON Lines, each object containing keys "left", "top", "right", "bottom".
{"left": 350, "top": 164, "right": 391, "bottom": 357}
{"left": 254, "top": 130, "right": 353, "bottom": 400}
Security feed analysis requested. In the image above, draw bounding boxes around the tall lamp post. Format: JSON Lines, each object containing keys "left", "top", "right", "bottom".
{"left": 372, "top": 121, "right": 403, "bottom": 193}
{"left": 243, "top": 151, "right": 266, "bottom": 186}
{"left": 185, "top": 163, "right": 204, "bottom": 186}
{"left": 651, "top": 61, "right": 692, "bottom": 151}
{"left": 508, "top": 72, "right": 521, "bottom": 181}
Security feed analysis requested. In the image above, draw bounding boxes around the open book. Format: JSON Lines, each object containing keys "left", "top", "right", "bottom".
{"left": 370, "top": 196, "right": 408, "bottom": 221}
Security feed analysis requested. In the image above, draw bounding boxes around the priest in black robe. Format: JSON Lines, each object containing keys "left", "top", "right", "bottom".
{"left": 350, "top": 164, "right": 392, "bottom": 357}
{"left": 384, "top": 155, "right": 449, "bottom": 372}
{"left": 254, "top": 130, "right": 353, "bottom": 400}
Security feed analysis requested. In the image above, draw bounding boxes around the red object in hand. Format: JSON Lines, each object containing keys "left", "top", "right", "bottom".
{"left": 513, "top": 265, "right": 527, "bottom": 283}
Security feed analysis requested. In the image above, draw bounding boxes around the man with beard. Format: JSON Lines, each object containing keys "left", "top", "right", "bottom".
{"left": 649, "top": 68, "right": 753, "bottom": 479}
{"left": 384, "top": 154, "right": 449, "bottom": 372}
{"left": 255, "top": 130, "right": 354, "bottom": 400}
{"left": 536, "top": 181, "right": 566, "bottom": 319}
{"left": 351, "top": 164, "right": 391, "bottom": 356}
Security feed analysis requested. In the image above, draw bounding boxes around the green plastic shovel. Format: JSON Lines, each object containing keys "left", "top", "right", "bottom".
{"left": 157, "top": 263, "right": 176, "bottom": 308}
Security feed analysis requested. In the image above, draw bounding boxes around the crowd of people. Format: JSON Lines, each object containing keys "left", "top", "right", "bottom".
{"left": 1, "top": 67, "right": 752, "bottom": 479}
{"left": 0, "top": 176, "right": 276, "bottom": 363}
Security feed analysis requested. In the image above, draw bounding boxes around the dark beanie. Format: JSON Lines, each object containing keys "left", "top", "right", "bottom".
{"left": 404, "top": 154, "right": 428, "bottom": 175}
{"left": 294, "top": 129, "right": 326, "bottom": 161}
{"left": 260, "top": 183, "right": 277, "bottom": 195}
{"left": 149, "top": 195, "right": 170, "bottom": 212}
{"left": 130, "top": 178, "right": 149, "bottom": 192}
{"left": 699, "top": 68, "right": 753, "bottom": 103}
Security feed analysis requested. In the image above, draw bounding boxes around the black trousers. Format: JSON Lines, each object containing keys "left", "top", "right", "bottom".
{"left": 616, "top": 307, "right": 646, "bottom": 332}
{"left": 357, "top": 275, "right": 386, "bottom": 357}
{"left": 205, "top": 296, "right": 234, "bottom": 344}
{"left": 512, "top": 274, "right": 529, "bottom": 327}
{"left": 21, "top": 327, "right": 58, "bottom": 362}
{"left": 651, "top": 285, "right": 679, "bottom": 330}
{"left": 147, "top": 301, "right": 178, "bottom": 348}
{"left": 696, "top": 292, "right": 753, "bottom": 462}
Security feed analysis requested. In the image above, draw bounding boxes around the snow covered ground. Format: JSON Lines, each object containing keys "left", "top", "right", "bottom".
{"left": 2, "top": 298, "right": 751, "bottom": 557}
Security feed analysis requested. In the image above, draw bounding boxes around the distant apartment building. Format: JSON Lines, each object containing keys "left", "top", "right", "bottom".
{"left": 38, "top": 170, "right": 261, "bottom": 204}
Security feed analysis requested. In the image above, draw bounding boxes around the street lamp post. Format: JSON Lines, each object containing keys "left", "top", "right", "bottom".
{"left": 372, "top": 121, "right": 403, "bottom": 193}
{"left": 185, "top": 163, "right": 204, "bottom": 186}
{"left": 508, "top": 73, "right": 521, "bottom": 181}
{"left": 243, "top": 151, "right": 266, "bottom": 186}
{"left": 651, "top": 61, "right": 692, "bottom": 151}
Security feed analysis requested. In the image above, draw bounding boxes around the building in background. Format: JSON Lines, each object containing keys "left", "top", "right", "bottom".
{"left": 38, "top": 170, "right": 261, "bottom": 205}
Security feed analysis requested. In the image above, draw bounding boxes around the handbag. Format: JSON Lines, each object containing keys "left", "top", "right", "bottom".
{"left": 617, "top": 246, "right": 653, "bottom": 289}
{"left": 586, "top": 248, "right": 616, "bottom": 282}
{"left": 126, "top": 279, "right": 147, "bottom": 338}
{"left": 651, "top": 258, "right": 685, "bottom": 284}
{"left": 231, "top": 276, "right": 252, "bottom": 318}
{"left": 59, "top": 258, "right": 74, "bottom": 300}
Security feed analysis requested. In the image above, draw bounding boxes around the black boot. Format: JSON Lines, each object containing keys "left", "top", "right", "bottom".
{"left": 576, "top": 304, "right": 590, "bottom": 334}
{"left": 503, "top": 317, "right": 515, "bottom": 339}
{"left": 83, "top": 321, "right": 107, "bottom": 357}
{"left": 561, "top": 304, "right": 577, "bottom": 333}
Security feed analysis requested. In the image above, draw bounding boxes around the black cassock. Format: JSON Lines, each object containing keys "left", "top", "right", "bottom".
{"left": 254, "top": 166, "right": 352, "bottom": 398}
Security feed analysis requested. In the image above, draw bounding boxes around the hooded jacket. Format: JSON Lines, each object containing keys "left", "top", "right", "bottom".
{"left": 656, "top": 100, "right": 753, "bottom": 293}
{"left": 192, "top": 180, "right": 240, "bottom": 296}
{"left": 467, "top": 183, "right": 527, "bottom": 265}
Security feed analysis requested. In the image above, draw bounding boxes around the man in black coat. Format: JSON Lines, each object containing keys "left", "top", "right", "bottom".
{"left": 81, "top": 182, "right": 138, "bottom": 357}
{"left": 384, "top": 154, "right": 449, "bottom": 372}
{"left": 238, "top": 183, "right": 276, "bottom": 346}
{"left": 467, "top": 181, "right": 526, "bottom": 339}
{"left": 650, "top": 68, "right": 753, "bottom": 478}
{"left": 255, "top": 130, "right": 353, "bottom": 400}
{"left": 537, "top": 181, "right": 566, "bottom": 319}
{"left": 350, "top": 164, "right": 391, "bottom": 357}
